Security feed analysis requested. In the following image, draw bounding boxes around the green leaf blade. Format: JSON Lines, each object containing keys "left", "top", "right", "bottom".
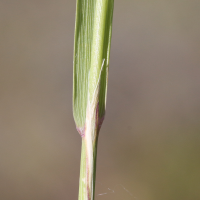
{"left": 73, "top": 0, "right": 96, "bottom": 129}
{"left": 73, "top": 0, "right": 114, "bottom": 131}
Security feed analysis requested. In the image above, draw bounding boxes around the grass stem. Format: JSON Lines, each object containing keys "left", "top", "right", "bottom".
{"left": 73, "top": 0, "right": 114, "bottom": 199}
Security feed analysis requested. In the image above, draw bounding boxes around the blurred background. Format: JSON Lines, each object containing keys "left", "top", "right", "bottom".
{"left": 0, "top": 0, "right": 200, "bottom": 200}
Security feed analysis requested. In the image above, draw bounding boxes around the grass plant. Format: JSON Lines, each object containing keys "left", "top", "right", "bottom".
{"left": 73, "top": 0, "right": 114, "bottom": 199}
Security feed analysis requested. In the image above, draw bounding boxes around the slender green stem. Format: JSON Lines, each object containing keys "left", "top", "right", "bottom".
{"left": 78, "top": 136, "right": 98, "bottom": 200}
{"left": 78, "top": 139, "right": 87, "bottom": 200}
{"left": 73, "top": 0, "right": 114, "bottom": 199}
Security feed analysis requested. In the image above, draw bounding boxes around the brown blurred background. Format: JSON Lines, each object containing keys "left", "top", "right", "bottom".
{"left": 0, "top": 0, "right": 200, "bottom": 200}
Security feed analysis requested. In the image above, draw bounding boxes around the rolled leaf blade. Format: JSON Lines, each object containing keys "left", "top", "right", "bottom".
{"left": 73, "top": 0, "right": 114, "bottom": 132}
